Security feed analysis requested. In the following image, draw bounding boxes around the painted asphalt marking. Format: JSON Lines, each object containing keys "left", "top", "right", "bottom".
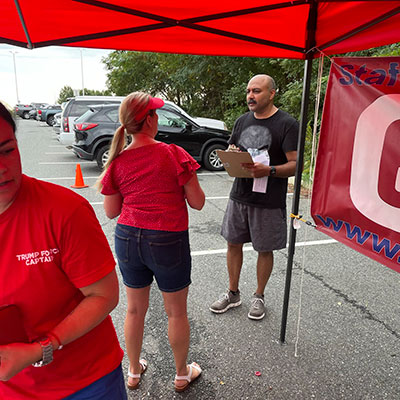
{"left": 40, "top": 169, "right": 226, "bottom": 174}
{"left": 38, "top": 162, "right": 93, "bottom": 165}
{"left": 45, "top": 152, "right": 74, "bottom": 155}
{"left": 198, "top": 172, "right": 228, "bottom": 176}
{"left": 90, "top": 194, "right": 292, "bottom": 205}
{"left": 89, "top": 196, "right": 230, "bottom": 206}
{"left": 191, "top": 239, "right": 337, "bottom": 256}
{"left": 111, "top": 239, "right": 337, "bottom": 261}
{"left": 38, "top": 176, "right": 99, "bottom": 180}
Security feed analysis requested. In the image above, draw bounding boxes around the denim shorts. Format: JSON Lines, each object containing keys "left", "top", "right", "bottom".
{"left": 64, "top": 364, "right": 127, "bottom": 400}
{"left": 115, "top": 224, "right": 192, "bottom": 292}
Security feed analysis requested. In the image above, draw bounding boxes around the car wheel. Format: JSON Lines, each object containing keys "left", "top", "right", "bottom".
{"left": 96, "top": 145, "right": 110, "bottom": 169}
{"left": 47, "top": 115, "right": 55, "bottom": 126}
{"left": 22, "top": 111, "right": 30, "bottom": 119}
{"left": 203, "top": 143, "right": 226, "bottom": 171}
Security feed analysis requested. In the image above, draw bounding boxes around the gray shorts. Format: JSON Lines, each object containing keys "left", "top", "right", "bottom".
{"left": 221, "top": 199, "right": 287, "bottom": 252}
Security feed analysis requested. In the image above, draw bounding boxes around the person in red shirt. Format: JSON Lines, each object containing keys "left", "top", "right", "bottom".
{"left": 98, "top": 92, "right": 205, "bottom": 392}
{"left": 0, "top": 102, "right": 126, "bottom": 400}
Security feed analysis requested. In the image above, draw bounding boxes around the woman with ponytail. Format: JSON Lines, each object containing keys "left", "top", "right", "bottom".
{"left": 98, "top": 92, "right": 205, "bottom": 393}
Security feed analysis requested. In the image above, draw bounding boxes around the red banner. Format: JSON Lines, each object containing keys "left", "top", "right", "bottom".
{"left": 311, "top": 57, "right": 400, "bottom": 273}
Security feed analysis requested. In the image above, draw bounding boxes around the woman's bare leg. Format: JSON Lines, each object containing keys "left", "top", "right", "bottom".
{"left": 162, "top": 287, "right": 200, "bottom": 388}
{"left": 125, "top": 285, "right": 150, "bottom": 386}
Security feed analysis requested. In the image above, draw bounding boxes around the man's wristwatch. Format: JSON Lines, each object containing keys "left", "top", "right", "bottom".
{"left": 270, "top": 166, "right": 277, "bottom": 176}
{"left": 32, "top": 336, "right": 53, "bottom": 367}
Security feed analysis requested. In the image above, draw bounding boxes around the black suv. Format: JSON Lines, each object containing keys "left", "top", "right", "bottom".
{"left": 72, "top": 104, "right": 230, "bottom": 171}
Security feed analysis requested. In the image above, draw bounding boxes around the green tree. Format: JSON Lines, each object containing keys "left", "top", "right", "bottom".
{"left": 101, "top": 43, "right": 398, "bottom": 184}
{"left": 102, "top": 51, "right": 305, "bottom": 128}
{"left": 57, "top": 86, "right": 113, "bottom": 104}
{"left": 103, "top": 44, "right": 398, "bottom": 129}
{"left": 82, "top": 88, "right": 113, "bottom": 96}
{"left": 57, "top": 85, "right": 74, "bottom": 104}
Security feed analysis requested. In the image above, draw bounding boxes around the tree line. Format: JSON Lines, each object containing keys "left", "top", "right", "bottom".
{"left": 100, "top": 43, "right": 399, "bottom": 129}
{"left": 58, "top": 42, "right": 399, "bottom": 128}
{"left": 57, "top": 86, "right": 112, "bottom": 104}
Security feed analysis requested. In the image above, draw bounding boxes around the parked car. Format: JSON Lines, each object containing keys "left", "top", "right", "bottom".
{"left": 33, "top": 103, "right": 50, "bottom": 120}
{"left": 15, "top": 104, "right": 33, "bottom": 119}
{"left": 59, "top": 96, "right": 126, "bottom": 145}
{"left": 29, "top": 109, "right": 38, "bottom": 119}
{"left": 53, "top": 112, "right": 62, "bottom": 132}
{"left": 15, "top": 103, "right": 48, "bottom": 119}
{"left": 71, "top": 103, "right": 230, "bottom": 171}
{"left": 37, "top": 104, "right": 62, "bottom": 126}
{"left": 14, "top": 103, "right": 25, "bottom": 112}
{"left": 31, "top": 102, "right": 48, "bottom": 111}
{"left": 164, "top": 100, "right": 227, "bottom": 130}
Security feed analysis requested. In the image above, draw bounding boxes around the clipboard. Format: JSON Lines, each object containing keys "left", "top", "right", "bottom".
{"left": 216, "top": 150, "right": 254, "bottom": 178}
{"left": 0, "top": 304, "right": 29, "bottom": 345}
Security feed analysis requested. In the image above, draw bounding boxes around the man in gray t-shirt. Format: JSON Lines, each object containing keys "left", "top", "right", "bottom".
{"left": 209, "top": 74, "right": 299, "bottom": 320}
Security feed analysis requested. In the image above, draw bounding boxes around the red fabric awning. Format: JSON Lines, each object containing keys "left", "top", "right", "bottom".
{"left": 1, "top": 1, "right": 399, "bottom": 58}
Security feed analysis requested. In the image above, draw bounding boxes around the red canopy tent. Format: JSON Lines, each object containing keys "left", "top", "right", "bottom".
{"left": 2, "top": 0, "right": 399, "bottom": 342}
{"left": 1, "top": 1, "right": 400, "bottom": 58}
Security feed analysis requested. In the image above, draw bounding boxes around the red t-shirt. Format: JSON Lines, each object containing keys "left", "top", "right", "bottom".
{"left": 0, "top": 175, "right": 123, "bottom": 400}
{"left": 101, "top": 142, "right": 200, "bottom": 231}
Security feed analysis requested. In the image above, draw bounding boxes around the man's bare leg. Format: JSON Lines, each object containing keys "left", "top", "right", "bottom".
{"left": 227, "top": 242, "right": 244, "bottom": 292}
{"left": 255, "top": 251, "right": 273, "bottom": 295}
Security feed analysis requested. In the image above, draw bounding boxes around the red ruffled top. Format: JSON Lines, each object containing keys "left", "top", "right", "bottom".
{"left": 101, "top": 142, "right": 200, "bottom": 231}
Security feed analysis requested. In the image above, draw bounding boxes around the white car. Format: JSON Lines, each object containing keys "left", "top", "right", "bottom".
{"left": 58, "top": 96, "right": 125, "bottom": 146}
{"left": 52, "top": 112, "right": 62, "bottom": 133}
{"left": 192, "top": 116, "right": 227, "bottom": 130}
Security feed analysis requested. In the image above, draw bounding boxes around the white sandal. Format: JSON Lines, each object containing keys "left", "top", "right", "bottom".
{"left": 127, "top": 359, "right": 147, "bottom": 390}
{"left": 174, "top": 362, "right": 202, "bottom": 392}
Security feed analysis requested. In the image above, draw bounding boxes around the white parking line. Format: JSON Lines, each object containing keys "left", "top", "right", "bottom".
{"left": 38, "top": 176, "right": 99, "bottom": 180}
{"left": 88, "top": 194, "right": 298, "bottom": 205}
{"left": 38, "top": 162, "right": 93, "bottom": 165}
{"left": 89, "top": 197, "right": 230, "bottom": 206}
{"left": 45, "top": 152, "right": 74, "bottom": 155}
{"left": 42, "top": 176, "right": 227, "bottom": 181}
{"left": 191, "top": 239, "right": 337, "bottom": 256}
{"left": 198, "top": 172, "right": 227, "bottom": 176}
{"left": 38, "top": 168, "right": 226, "bottom": 173}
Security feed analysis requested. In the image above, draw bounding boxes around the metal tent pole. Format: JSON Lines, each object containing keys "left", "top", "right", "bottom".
{"left": 279, "top": 0, "right": 318, "bottom": 344}
{"left": 14, "top": 0, "right": 33, "bottom": 49}
{"left": 279, "top": 56, "right": 313, "bottom": 343}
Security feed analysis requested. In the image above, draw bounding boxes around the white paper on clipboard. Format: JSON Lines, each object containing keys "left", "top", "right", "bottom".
{"left": 251, "top": 151, "right": 270, "bottom": 193}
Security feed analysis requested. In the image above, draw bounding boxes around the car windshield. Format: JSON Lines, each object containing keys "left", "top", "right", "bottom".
{"left": 157, "top": 109, "right": 188, "bottom": 129}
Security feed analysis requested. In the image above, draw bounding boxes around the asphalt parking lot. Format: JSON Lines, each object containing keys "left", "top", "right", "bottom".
{"left": 16, "top": 119, "right": 400, "bottom": 399}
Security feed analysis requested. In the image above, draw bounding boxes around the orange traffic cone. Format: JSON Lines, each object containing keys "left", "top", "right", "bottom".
{"left": 71, "top": 163, "right": 89, "bottom": 188}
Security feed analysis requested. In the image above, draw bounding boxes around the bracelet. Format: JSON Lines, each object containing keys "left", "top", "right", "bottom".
{"left": 48, "top": 331, "right": 63, "bottom": 350}
{"left": 32, "top": 337, "right": 53, "bottom": 367}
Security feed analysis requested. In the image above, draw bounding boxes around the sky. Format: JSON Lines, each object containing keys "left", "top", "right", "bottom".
{"left": 0, "top": 44, "right": 112, "bottom": 107}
